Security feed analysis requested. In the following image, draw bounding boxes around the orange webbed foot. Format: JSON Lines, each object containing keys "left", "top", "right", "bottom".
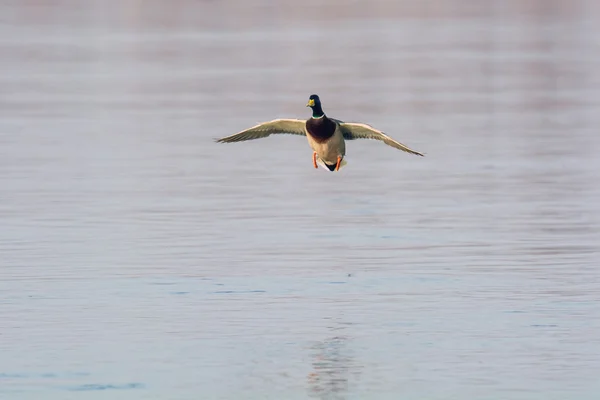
{"left": 335, "top": 156, "right": 342, "bottom": 171}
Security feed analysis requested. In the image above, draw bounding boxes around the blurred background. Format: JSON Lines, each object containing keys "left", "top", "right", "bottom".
{"left": 1, "top": 0, "right": 599, "bottom": 399}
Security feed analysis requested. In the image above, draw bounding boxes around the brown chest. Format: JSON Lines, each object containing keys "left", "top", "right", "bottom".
{"left": 305, "top": 117, "right": 336, "bottom": 143}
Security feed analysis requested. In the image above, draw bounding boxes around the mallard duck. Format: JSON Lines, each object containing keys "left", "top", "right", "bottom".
{"left": 215, "top": 94, "right": 424, "bottom": 171}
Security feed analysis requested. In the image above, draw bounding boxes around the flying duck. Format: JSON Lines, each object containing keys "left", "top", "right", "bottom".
{"left": 215, "top": 94, "right": 424, "bottom": 171}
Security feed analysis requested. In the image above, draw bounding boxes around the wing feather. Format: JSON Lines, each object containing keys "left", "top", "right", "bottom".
{"left": 338, "top": 122, "right": 424, "bottom": 156}
{"left": 215, "top": 119, "right": 306, "bottom": 143}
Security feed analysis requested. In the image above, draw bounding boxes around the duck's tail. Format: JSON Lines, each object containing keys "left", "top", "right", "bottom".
{"left": 317, "top": 157, "right": 347, "bottom": 172}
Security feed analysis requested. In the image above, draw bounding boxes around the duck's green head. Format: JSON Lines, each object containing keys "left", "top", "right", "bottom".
{"left": 306, "top": 94, "right": 324, "bottom": 118}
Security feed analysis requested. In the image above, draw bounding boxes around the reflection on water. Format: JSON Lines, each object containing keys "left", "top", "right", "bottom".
{"left": 308, "top": 336, "right": 352, "bottom": 400}
{"left": 1, "top": 0, "right": 600, "bottom": 399}
{"left": 307, "top": 321, "right": 361, "bottom": 400}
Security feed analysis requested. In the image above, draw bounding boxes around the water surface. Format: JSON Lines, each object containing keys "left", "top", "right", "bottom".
{"left": 1, "top": 1, "right": 599, "bottom": 399}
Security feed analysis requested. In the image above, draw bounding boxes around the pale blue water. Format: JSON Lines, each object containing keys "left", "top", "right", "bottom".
{"left": 1, "top": 1, "right": 600, "bottom": 399}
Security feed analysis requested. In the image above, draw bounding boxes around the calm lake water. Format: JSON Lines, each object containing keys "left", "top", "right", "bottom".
{"left": 1, "top": 1, "right": 599, "bottom": 399}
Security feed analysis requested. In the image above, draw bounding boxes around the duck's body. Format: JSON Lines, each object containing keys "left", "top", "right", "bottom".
{"left": 305, "top": 114, "right": 346, "bottom": 170}
{"left": 216, "top": 94, "right": 424, "bottom": 171}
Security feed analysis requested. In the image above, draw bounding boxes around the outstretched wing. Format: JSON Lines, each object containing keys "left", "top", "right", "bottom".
{"left": 338, "top": 122, "right": 424, "bottom": 156}
{"left": 215, "top": 119, "right": 306, "bottom": 143}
